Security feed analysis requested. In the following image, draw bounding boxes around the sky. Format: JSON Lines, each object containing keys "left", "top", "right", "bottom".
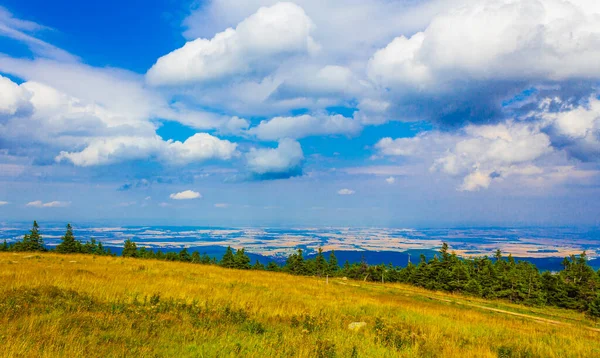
{"left": 0, "top": 0, "right": 600, "bottom": 227}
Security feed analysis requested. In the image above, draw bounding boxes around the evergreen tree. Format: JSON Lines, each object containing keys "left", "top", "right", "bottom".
{"left": 165, "top": 252, "right": 178, "bottom": 261}
{"left": 16, "top": 221, "right": 45, "bottom": 252}
{"left": 285, "top": 249, "right": 306, "bottom": 275}
{"left": 220, "top": 246, "right": 235, "bottom": 268}
{"left": 201, "top": 253, "right": 212, "bottom": 264}
{"left": 327, "top": 250, "right": 339, "bottom": 275}
{"left": 234, "top": 248, "right": 251, "bottom": 269}
{"left": 97, "top": 241, "right": 108, "bottom": 255}
{"left": 191, "top": 251, "right": 201, "bottom": 263}
{"left": 315, "top": 248, "right": 327, "bottom": 276}
{"left": 179, "top": 248, "right": 192, "bottom": 262}
{"left": 56, "top": 224, "right": 81, "bottom": 253}
{"left": 122, "top": 239, "right": 138, "bottom": 257}
{"left": 252, "top": 260, "right": 265, "bottom": 270}
{"left": 0, "top": 240, "right": 8, "bottom": 252}
{"left": 494, "top": 249, "right": 502, "bottom": 262}
{"left": 266, "top": 261, "right": 280, "bottom": 271}
{"left": 465, "top": 279, "right": 482, "bottom": 296}
{"left": 588, "top": 294, "right": 600, "bottom": 319}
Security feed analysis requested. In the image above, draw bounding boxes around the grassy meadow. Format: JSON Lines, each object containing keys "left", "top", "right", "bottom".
{"left": 0, "top": 252, "right": 599, "bottom": 357}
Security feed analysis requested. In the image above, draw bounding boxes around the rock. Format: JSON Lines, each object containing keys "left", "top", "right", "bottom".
{"left": 348, "top": 322, "right": 367, "bottom": 331}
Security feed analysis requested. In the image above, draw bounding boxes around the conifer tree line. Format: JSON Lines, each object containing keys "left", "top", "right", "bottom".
{"left": 2, "top": 221, "right": 600, "bottom": 318}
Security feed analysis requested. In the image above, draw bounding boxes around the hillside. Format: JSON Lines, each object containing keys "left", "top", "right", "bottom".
{"left": 1, "top": 253, "right": 599, "bottom": 357}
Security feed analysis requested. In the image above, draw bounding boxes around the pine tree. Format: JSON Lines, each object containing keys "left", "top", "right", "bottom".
{"left": 56, "top": 224, "right": 81, "bottom": 253}
{"left": 285, "top": 249, "right": 306, "bottom": 275}
{"left": 266, "top": 261, "right": 280, "bottom": 271}
{"left": 234, "top": 248, "right": 251, "bottom": 269}
{"left": 0, "top": 240, "right": 8, "bottom": 252}
{"left": 201, "top": 253, "right": 211, "bottom": 264}
{"left": 328, "top": 250, "right": 339, "bottom": 275}
{"left": 18, "top": 221, "right": 45, "bottom": 252}
{"left": 220, "top": 246, "right": 235, "bottom": 268}
{"left": 122, "top": 239, "right": 138, "bottom": 257}
{"left": 315, "top": 248, "right": 327, "bottom": 276}
{"left": 589, "top": 294, "right": 600, "bottom": 319}
{"left": 191, "top": 251, "right": 201, "bottom": 263}
{"left": 494, "top": 249, "right": 502, "bottom": 262}
{"left": 179, "top": 248, "right": 192, "bottom": 262}
{"left": 252, "top": 260, "right": 265, "bottom": 270}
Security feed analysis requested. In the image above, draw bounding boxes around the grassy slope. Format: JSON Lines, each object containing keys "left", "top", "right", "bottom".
{"left": 0, "top": 253, "right": 598, "bottom": 358}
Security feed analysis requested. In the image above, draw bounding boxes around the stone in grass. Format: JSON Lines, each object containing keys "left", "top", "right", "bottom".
{"left": 348, "top": 322, "right": 367, "bottom": 331}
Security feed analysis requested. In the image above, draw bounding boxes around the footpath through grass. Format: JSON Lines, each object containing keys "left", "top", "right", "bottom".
{"left": 0, "top": 253, "right": 599, "bottom": 357}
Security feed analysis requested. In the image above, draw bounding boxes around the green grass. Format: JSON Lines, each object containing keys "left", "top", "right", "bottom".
{"left": 0, "top": 253, "right": 598, "bottom": 357}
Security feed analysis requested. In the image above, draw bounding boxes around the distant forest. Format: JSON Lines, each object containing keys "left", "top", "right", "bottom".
{"left": 3, "top": 221, "right": 600, "bottom": 319}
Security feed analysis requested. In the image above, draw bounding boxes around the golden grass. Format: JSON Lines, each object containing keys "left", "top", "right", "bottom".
{"left": 0, "top": 252, "right": 599, "bottom": 357}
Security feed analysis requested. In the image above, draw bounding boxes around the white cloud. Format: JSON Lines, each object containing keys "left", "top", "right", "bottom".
{"left": 55, "top": 133, "right": 238, "bottom": 167}
{"left": 26, "top": 200, "right": 70, "bottom": 208}
{"left": 169, "top": 190, "right": 202, "bottom": 200}
{"left": 214, "top": 203, "right": 229, "bottom": 208}
{"left": 147, "top": 2, "right": 318, "bottom": 86}
{"left": 377, "top": 121, "right": 556, "bottom": 191}
{"left": 182, "top": 0, "right": 452, "bottom": 61}
{"left": 459, "top": 170, "right": 493, "bottom": 192}
{"left": 375, "top": 136, "right": 426, "bottom": 157}
{"left": 0, "top": 75, "right": 31, "bottom": 115}
{"left": 0, "top": 71, "right": 242, "bottom": 169}
{"left": 271, "top": 65, "right": 366, "bottom": 100}
{"left": 368, "top": 0, "right": 600, "bottom": 91}
{"left": 385, "top": 176, "right": 395, "bottom": 184}
{"left": 337, "top": 188, "right": 355, "bottom": 195}
{"left": 432, "top": 122, "right": 553, "bottom": 190}
{"left": 249, "top": 113, "right": 361, "bottom": 140}
{"left": 0, "top": 201, "right": 9, "bottom": 206}
{"left": 246, "top": 138, "right": 304, "bottom": 175}
{"left": 539, "top": 95, "right": 600, "bottom": 161}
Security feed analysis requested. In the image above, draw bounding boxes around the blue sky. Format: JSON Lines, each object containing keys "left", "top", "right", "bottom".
{"left": 1, "top": 0, "right": 600, "bottom": 227}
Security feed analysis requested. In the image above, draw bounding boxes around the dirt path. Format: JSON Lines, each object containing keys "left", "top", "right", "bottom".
{"left": 431, "top": 296, "right": 600, "bottom": 332}
{"left": 334, "top": 279, "right": 600, "bottom": 333}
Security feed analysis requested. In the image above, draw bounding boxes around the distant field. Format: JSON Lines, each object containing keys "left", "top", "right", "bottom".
{"left": 0, "top": 253, "right": 599, "bottom": 357}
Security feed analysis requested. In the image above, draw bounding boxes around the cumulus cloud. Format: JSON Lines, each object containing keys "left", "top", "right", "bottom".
{"left": 337, "top": 188, "right": 355, "bottom": 195}
{"left": 270, "top": 65, "right": 366, "bottom": 100}
{"left": 0, "top": 75, "right": 31, "bottom": 116}
{"left": 26, "top": 200, "right": 70, "bottom": 208}
{"left": 246, "top": 138, "right": 304, "bottom": 179}
{"left": 147, "top": 2, "right": 318, "bottom": 86}
{"left": 540, "top": 95, "right": 600, "bottom": 161}
{"left": 365, "top": 0, "right": 600, "bottom": 125}
{"left": 249, "top": 113, "right": 361, "bottom": 140}
{"left": 433, "top": 122, "right": 554, "bottom": 190}
{"left": 377, "top": 121, "right": 557, "bottom": 191}
{"left": 55, "top": 133, "right": 238, "bottom": 167}
{"left": 368, "top": 0, "right": 600, "bottom": 88}
{"left": 169, "top": 190, "right": 202, "bottom": 200}
{"left": 0, "top": 71, "right": 242, "bottom": 170}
